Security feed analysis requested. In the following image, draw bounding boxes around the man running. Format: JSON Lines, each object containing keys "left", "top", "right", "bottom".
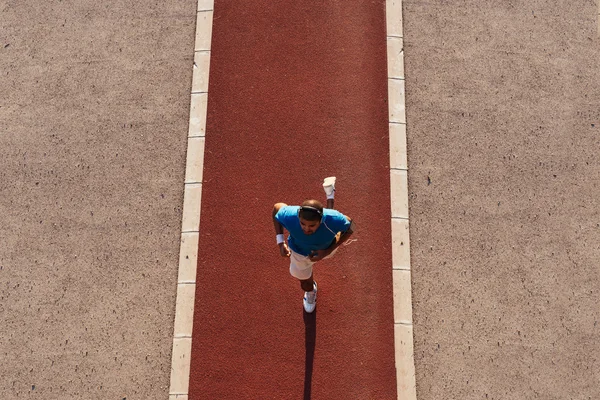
{"left": 272, "top": 177, "right": 355, "bottom": 313}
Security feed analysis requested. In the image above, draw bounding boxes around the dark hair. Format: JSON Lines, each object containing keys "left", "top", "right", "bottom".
{"left": 299, "top": 200, "right": 324, "bottom": 221}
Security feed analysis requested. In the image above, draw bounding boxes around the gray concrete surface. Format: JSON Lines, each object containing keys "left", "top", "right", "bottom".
{"left": 404, "top": 1, "right": 600, "bottom": 399}
{"left": 1, "top": 1, "right": 195, "bottom": 398}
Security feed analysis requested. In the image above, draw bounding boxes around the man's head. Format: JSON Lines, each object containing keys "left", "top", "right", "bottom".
{"left": 298, "top": 199, "right": 323, "bottom": 235}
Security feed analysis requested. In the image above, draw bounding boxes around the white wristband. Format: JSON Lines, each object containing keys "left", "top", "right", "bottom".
{"left": 276, "top": 234, "right": 285, "bottom": 244}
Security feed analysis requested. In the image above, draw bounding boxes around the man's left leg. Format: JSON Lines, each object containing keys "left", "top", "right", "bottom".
{"left": 323, "top": 176, "right": 336, "bottom": 209}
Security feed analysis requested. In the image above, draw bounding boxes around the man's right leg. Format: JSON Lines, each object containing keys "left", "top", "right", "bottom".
{"left": 300, "top": 275, "right": 314, "bottom": 292}
{"left": 289, "top": 251, "right": 314, "bottom": 283}
{"left": 290, "top": 251, "right": 318, "bottom": 312}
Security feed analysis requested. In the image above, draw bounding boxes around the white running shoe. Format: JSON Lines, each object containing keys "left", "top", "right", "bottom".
{"left": 322, "top": 176, "right": 336, "bottom": 199}
{"left": 303, "top": 281, "right": 318, "bottom": 313}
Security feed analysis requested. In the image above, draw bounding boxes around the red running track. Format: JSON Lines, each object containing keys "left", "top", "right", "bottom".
{"left": 189, "top": 1, "right": 396, "bottom": 399}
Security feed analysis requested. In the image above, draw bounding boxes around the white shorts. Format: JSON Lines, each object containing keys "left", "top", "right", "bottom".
{"left": 289, "top": 248, "right": 338, "bottom": 280}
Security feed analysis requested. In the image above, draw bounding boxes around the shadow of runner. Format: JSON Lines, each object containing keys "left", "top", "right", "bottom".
{"left": 303, "top": 309, "right": 317, "bottom": 400}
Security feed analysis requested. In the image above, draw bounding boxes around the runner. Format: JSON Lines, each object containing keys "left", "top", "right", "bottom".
{"left": 272, "top": 177, "right": 355, "bottom": 313}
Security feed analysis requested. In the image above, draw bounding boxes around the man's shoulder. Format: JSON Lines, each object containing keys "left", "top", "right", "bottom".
{"left": 323, "top": 208, "right": 346, "bottom": 220}
{"left": 276, "top": 205, "right": 300, "bottom": 221}
{"left": 323, "top": 209, "right": 351, "bottom": 231}
{"left": 282, "top": 205, "right": 300, "bottom": 213}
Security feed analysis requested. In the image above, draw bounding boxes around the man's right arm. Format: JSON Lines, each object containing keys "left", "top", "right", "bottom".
{"left": 272, "top": 203, "right": 291, "bottom": 257}
{"left": 272, "top": 203, "right": 287, "bottom": 234}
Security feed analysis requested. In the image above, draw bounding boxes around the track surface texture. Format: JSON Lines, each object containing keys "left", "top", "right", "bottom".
{"left": 188, "top": 1, "right": 397, "bottom": 399}
{"left": 404, "top": 1, "right": 600, "bottom": 399}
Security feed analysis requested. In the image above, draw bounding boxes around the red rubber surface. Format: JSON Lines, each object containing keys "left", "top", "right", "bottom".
{"left": 189, "top": 2, "right": 396, "bottom": 398}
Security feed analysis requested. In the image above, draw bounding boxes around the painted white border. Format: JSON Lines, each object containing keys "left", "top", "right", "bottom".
{"left": 386, "top": 1, "right": 418, "bottom": 399}
{"left": 168, "top": 2, "right": 213, "bottom": 399}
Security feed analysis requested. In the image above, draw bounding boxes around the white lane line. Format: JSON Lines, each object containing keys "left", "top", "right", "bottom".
{"left": 386, "top": 0, "right": 418, "bottom": 399}
{"left": 188, "top": 93, "right": 208, "bottom": 138}
{"left": 169, "top": 1, "right": 214, "bottom": 398}
{"left": 195, "top": 11, "right": 214, "bottom": 52}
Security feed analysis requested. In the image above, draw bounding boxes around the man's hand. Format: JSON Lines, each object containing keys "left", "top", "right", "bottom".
{"left": 279, "top": 242, "right": 291, "bottom": 257}
{"left": 308, "top": 249, "right": 330, "bottom": 262}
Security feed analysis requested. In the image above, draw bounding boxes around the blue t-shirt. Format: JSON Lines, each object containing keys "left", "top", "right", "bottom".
{"left": 275, "top": 206, "right": 351, "bottom": 256}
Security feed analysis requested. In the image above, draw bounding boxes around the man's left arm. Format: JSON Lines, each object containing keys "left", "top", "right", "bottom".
{"left": 309, "top": 215, "right": 355, "bottom": 261}
{"left": 327, "top": 216, "right": 354, "bottom": 252}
